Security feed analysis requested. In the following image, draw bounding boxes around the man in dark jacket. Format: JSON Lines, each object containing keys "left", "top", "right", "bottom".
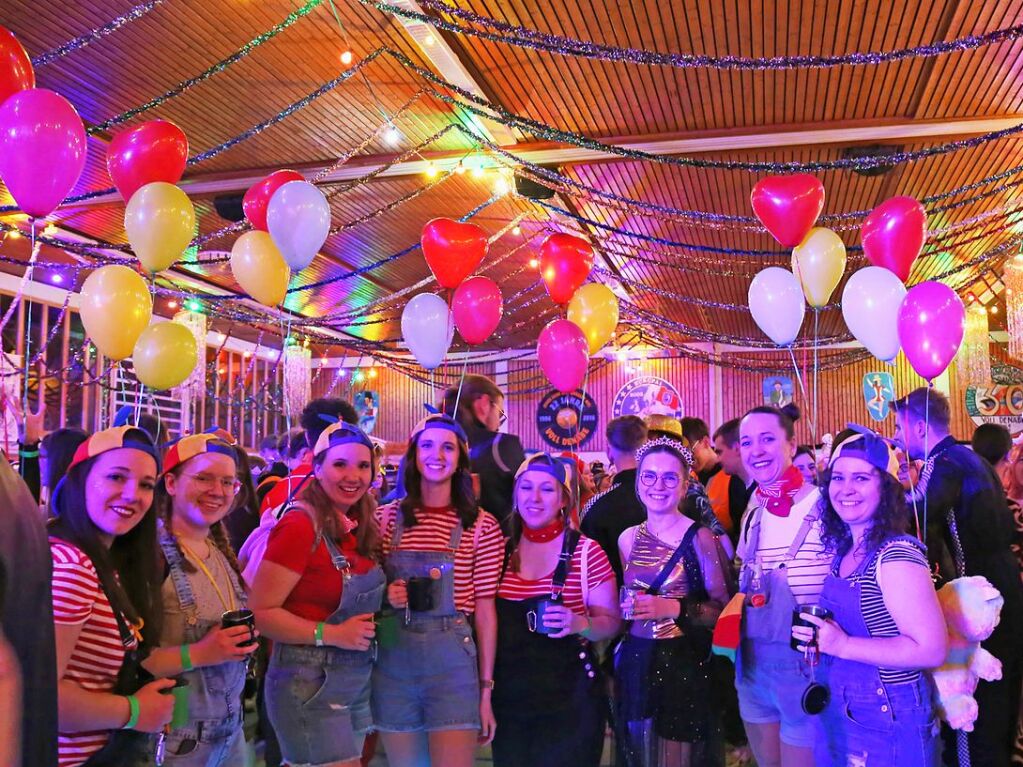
{"left": 894, "top": 388, "right": 1023, "bottom": 767}
{"left": 580, "top": 415, "right": 648, "bottom": 585}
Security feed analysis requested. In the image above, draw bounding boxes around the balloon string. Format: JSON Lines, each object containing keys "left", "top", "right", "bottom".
{"left": 23, "top": 221, "right": 36, "bottom": 416}
{"left": 573, "top": 369, "right": 589, "bottom": 521}
{"left": 452, "top": 353, "right": 470, "bottom": 416}
{"left": 283, "top": 313, "right": 293, "bottom": 435}
{"left": 786, "top": 345, "right": 818, "bottom": 445}
{"left": 813, "top": 308, "right": 820, "bottom": 448}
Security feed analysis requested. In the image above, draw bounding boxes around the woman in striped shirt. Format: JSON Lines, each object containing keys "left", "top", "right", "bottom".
{"left": 372, "top": 414, "right": 504, "bottom": 767}
{"left": 792, "top": 428, "right": 945, "bottom": 767}
{"left": 491, "top": 454, "right": 620, "bottom": 767}
{"left": 49, "top": 426, "right": 175, "bottom": 767}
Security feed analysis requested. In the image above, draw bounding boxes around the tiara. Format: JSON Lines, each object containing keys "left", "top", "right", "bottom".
{"left": 635, "top": 435, "right": 694, "bottom": 467}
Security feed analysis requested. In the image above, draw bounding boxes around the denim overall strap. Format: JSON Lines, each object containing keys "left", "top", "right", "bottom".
{"left": 321, "top": 530, "right": 351, "bottom": 573}
{"left": 390, "top": 509, "right": 464, "bottom": 551}
{"left": 740, "top": 506, "right": 818, "bottom": 647}
{"left": 156, "top": 523, "right": 246, "bottom": 734}
{"left": 158, "top": 523, "right": 203, "bottom": 640}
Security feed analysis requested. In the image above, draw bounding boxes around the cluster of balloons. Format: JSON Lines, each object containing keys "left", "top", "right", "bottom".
{"left": 0, "top": 27, "right": 87, "bottom": 220}
{"left": 536, "top": 234, "right": 619, "bottom": 393}
{"left": 749, "top": 175, "right": 964, "bottom": 381}
{"left": 401, "top": 219, "right": 503, "bottom": 370}
{"left": 78, "top": 265, "right": 198, "bottom": 390}
{"left": 231, "top": 169, "right": 331, "bottom": 306}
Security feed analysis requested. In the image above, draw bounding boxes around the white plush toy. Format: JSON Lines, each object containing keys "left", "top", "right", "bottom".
{"left": 932, "top": 576, "right": 1004, "bottom": 732}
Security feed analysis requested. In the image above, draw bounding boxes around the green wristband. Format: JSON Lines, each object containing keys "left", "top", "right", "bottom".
{"left": 580, "top": 616, "right": 594, "bottom": 638}
{"left": 123, "top": 695, "right": 140, "bottom": 730}
{"left": 180, "top": 643, "right": 193, "bottom": 671}
{"left": 315, "top": 622, "right": 325, "bottom": 647}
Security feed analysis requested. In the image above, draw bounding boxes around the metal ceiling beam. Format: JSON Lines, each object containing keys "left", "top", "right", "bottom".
{"left": 60, "top": 114, "right": 1023, "bottom": 208}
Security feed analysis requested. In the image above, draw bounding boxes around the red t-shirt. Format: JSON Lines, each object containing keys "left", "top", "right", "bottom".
{"left": 259, "top": 463, "right": 313, "bottom": 515}
{"left": 262, "top": 510, "right": 376, "bottom": 622}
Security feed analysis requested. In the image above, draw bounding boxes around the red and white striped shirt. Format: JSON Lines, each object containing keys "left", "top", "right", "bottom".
{"left": 50, "top": 538, "right": 138, "bottom": 767}
{"left": 377, "top": 505, "right": 505, "bottom": 614}
{"left": 498, "top": 536, "right": 614, "bottom": 615}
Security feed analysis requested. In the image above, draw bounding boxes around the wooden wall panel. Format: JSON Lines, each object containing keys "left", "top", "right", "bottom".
{"left": 721, "top": 353, "right": 974, "bottom": 444}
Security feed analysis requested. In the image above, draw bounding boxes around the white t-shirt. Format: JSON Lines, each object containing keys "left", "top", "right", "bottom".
{"left": 737, "top": 488, "right": 830, "bottom": 604}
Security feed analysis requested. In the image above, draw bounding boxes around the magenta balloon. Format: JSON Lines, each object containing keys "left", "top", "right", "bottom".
{"left": 0, "top": 88, "right": 86, "bottom": 218}
{"left": 896, "top": 281, "right": 965, "bottom": 381}
{"left": 451, "top": 276, "right": 503, "bottom": 345}
{"left": 537, "top": 319, "right": 588, "bottom": 393}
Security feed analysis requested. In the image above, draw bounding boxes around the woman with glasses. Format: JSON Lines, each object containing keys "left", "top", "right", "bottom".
{"left": 249, "top": 422, "right": 384, "bottom": 767}
{"left": 616, "top": 436, "right": 731, "bottom": 767}
{"left": 139, "top": 434, "right": 258, "bottom": 765}
{"left": 442, "top": 374, "right": 526, "bottom": 531}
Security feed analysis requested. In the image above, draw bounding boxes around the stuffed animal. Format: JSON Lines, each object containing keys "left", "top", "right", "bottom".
{"left": 932, "top": 576, "right": 1004, "bottom": 732}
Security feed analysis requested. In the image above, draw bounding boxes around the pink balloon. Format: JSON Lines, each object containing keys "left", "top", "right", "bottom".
{"left": 861, "top": 196, "right": 927, "bottom": 283}
{"left": 750, "top": 174, "right": 825, "bottom": 248}
{"left": 451, "top": 276, "right": 503, "bottom": 345}
{"left": 243, "top": 169, "right": 304, "bottom": 231}
{"left": 896, "top": 281, "right": 965, "bottom": 381}
{"left": 0, "top": 88, "right": 86, "bottom": 218}
{"left": 538, "top": 319, "right": 588, "bottom": 393}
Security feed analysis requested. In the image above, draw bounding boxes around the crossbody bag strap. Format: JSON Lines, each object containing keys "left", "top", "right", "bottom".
{"left": 679, "top": 523, "right": 708, "bottom": 602}
{"left": 645, "top": 525, "right": 696, "bottom": 596}
{"left": 550, "top": 528, "right": 581, "bottom": 601}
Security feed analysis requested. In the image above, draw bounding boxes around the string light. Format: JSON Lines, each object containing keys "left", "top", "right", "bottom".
{"left": 494, "top": 176, "right": 511, "bottom": 196}
{"left": 425, "top": 162, "right": 439, "bottom": 178}
{"left": 423, "top": 33, "right": 435, "bottom": 46}
{"left": 513, "top": 225, "right": 522, "bottom": 236}
{"left": 384, "top": 124, "right": 402, "bottom": 145}
{"left": 529, "top": 257, "right": 539, "bottom": 268}
{"left": 369, "top": 368, "right": 378, "bottom": 378}
{"left": 340, "top": 50, "right": 354, "bottom": 66}
{"left": 455, "top": 162, "right": 466, "bottom": 174}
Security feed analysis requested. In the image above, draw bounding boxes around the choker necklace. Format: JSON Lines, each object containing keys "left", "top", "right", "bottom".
{"left": 522, "top": 518, "right": 565, "bottom": 543}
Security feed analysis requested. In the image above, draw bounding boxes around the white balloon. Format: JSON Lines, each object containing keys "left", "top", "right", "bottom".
{"left": 401, "top": 293, "right": 454, "bottom": 370}
{"left": 748, "top": 267, "right": 806, "bottom": 346}
{"left": 267, "top": 180, "right": 330, "bottom": 271}
{"left": 841, "top": 266, "right": 907, "bottom": 363}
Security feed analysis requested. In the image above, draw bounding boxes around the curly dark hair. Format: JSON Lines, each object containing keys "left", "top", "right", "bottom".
{"left": 817, "top": 465, "right": 911, "bottom": 557}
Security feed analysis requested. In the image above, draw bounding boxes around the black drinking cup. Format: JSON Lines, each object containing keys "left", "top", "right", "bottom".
{"left": 221, "top": 608, "right": 256, "bottom": 644}
{"left": 527, "top": 598, "right": 559, "bottom": 634}
{"left": 791, "top": 605, "right": 833, "bottom": 651}
{"left": 406, "top": 576, "right": 435, "bottom": 612}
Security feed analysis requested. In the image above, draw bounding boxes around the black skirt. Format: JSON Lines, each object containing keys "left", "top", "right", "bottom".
{"left": 615, "top": 633, "right": 714, "bottom": 743}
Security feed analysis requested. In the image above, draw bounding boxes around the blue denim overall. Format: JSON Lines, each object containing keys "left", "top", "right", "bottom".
{"left": 153, "top": 527, "right": 248, "bottom": 766}
{"left": 265, "top": 515, "right": 386, "bottom": 766}
{"left": 735, "top": 506, "right": 819, "bottom": 748}
{"left": 814, "top": 536, "right": 940, "bottom": 767}
{"left": 371, "top": 514, "right": 481, "bottom": 732}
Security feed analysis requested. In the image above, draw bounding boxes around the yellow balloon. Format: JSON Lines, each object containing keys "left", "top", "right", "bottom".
{"left": 791, "top": 227, "right": 847, "bottom": 308}
{"left": 132, "top": 322, "right": 198, "bottom": 390}
{"left": 231, "top": 231, "right": 291, "bottom": 306}
{"left": 567, "top": 283, "right": 619, "bottom": 355}
{"left": 79, "top": 265, "right": 153, "bottom": 360}
{"left": 124, "top": 182, "right": 196, "bottom": 273}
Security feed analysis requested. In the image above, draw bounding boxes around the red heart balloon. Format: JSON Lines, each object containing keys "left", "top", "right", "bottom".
{"left": 421, "top": 218, "right": 488, "bottom": 289}
{"left": 750, "top": 174, "right": 825, "bottom": 247}
{"left": 539, "top": 233, "right": 594, "bottom": 305}
{"left": 451, "top": 276, "right": 503, "bottom": 345}
{"left": 243, "top": 169, "right": 305, "bottom": 232}
{"left": 861, "top": 196, "right": 927, "bottom": 283}
{"left": 0, "top": 26, "right": 34, "bottom": 107}
{"left": 107, "top": 120, "right": 189, "bottom": 202}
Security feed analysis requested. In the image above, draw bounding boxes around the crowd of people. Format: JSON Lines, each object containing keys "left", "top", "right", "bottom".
{"left": 0, "top": 375, "right": 1021, "bottom": 767}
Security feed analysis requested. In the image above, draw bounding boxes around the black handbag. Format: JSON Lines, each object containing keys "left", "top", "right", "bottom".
{"left": 81, "top": 583, "right": 157, "bottom": 766}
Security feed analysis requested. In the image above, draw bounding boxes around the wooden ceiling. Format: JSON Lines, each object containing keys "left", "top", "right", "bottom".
{"left": 2, "top": 0, "right": 1022, "bottom": 356}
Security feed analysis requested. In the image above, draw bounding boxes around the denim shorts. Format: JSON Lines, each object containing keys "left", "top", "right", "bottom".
{"left": 371, "top": 614, "right": 481, "bottom": 732}
{"left": 814, "top": 676, "right": 939, "bottom": 767}
{"left": 736, "top": 640, "right": 816, "bottom": 748}
{"left": 266, "top": 643, "right": 374, "bottom": 766}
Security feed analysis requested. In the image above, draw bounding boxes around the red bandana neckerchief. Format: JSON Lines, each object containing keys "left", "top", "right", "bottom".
{"left": 754, "top": 464, "right": 805, "bottom": 518}
{"left": 522, "top": 518, "right": 565, "bottom": 543}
